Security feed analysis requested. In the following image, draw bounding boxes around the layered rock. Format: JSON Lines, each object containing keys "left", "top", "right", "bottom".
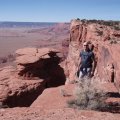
{"left": 0, "top": 66, "right": 45, "bottom": 107}
{"left": 15, "top": 47, "right": 66, "bottom": 87}
{"left": 0, "top": 47, "right": 66, "bottom": 107}
{"left": 65, "top": 19, "right": 120, "bottom": 90}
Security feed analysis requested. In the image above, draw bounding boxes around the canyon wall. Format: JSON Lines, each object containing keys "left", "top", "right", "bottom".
{"left": 65, "top": 19, "right": 120, "bottom": 90}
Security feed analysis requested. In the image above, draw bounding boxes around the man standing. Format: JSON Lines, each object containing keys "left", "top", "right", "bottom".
{"left": 77, "top": 42, "right": 96, "bottom": 80}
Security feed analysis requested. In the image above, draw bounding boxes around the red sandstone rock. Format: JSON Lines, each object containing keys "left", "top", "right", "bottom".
{"left": 31, "top": 84, "right": 75, "bottom": 109}
{"left": 31, "top": 82, "right": 119, "bottom": 108}
{"left": 0, "top": 20, "right": 120, "bottom": 119}
{"left": 15, "top": 47, "right": 66, "bottom": 87}
{"left": 16, "top": 47, "right": 60, "bottom": 64}
{"left": 0, "top": 46, "right": 66, "bottom": 107}
{"left": 65, "top": 19, "right": 120, "bottom": 90}
{"left": 0, "top": 66, "right": 45, "bottom": 107}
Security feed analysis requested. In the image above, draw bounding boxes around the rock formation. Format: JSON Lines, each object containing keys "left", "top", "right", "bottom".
{"left": 15, "top": 47, "right": 66, "bottom": 87}
{"left": 0, "top": 47, "right": 66, "bottom": 107}
{"left": 0, "top": 65, "right": 45, "bottom": 107}
{"left": 0, "top": 20, "right": 120, "bottom": 119}
{"left": 65, "top": 19, "right": 120, "bottom": 90}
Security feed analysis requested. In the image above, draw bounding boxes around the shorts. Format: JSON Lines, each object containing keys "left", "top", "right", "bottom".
{"left": 79, "top": 67, "right": 92, "bottom": 79}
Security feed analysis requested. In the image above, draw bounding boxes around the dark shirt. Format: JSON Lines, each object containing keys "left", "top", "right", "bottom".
{"left": 80, "top": 50, "right": 94, "bottom": 68}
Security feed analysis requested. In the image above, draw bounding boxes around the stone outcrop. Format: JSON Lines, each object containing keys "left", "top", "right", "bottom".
{"left": 1, "top": 20, "right": 120, "bottom": 119}
{"left": 65, "top": 19, "right": 120, "bottom": 90}
{"left": 0, "top": 47, "right": 66, "bottom": 107}
{"left": 15, "top": 47, "right": 66, "bottom": 87}
{"left": 0, "top": 66, "right": 45, "bottom": 107}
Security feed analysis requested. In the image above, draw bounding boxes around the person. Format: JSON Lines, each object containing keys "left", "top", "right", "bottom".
{"left": 77, "top": 42, "right": 96, "bottom": 80}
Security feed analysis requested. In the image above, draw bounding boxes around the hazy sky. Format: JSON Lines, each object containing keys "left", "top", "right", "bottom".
{"left": 0, "top": 0, "right": 120, "bottom": 22}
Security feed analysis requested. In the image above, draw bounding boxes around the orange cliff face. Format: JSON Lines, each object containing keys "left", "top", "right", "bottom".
{"left": 65, "top": 19, "right": 120, "bottom": 89}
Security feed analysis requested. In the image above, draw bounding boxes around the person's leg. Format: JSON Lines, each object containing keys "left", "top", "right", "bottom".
{"left": 79, "top": 71, "right": 83, "bottom": 79}
{"left": 86, "top": 68, "right": 92, "bottom": 78}
{"left": 79, "top": 68, "right": 86, "bottom": 80}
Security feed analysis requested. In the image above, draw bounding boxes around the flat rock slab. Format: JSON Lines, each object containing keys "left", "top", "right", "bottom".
{"left": 15, "top": 47, "right": 60, "bottom": 64}
{"left": 15, "top": 47, "right": 37, "bottom": 56}
{"left": 16, "top": 55, "right": 40, "bottom": 64}
{"left": 31, "top": 84, "right": 75, "bottom": 109}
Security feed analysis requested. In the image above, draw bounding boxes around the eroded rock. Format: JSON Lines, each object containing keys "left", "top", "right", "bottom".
{"left": 0, "top": 47, "right": 66, "bottom": 107}
{"left": 65, "top": 19, "right": 120, "bottom": 88}
{"left": 15, "top": 47, "right": 66, "bottom": 87}
{"left": 0, "top": 66, "right": 45, "bottom": 107}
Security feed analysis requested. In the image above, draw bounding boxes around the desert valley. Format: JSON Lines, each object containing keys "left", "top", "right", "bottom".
{"left": 0, "top": 19, "right": 120, "bottom": 120}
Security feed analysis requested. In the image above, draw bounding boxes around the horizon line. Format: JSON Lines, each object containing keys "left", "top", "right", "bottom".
{"left": 0, "top": 19, "right": 120, "bottom": 23}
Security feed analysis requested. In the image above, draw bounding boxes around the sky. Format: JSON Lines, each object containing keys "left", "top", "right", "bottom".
{"left": 0, "top": 0, "right": 120, "bottom": 22}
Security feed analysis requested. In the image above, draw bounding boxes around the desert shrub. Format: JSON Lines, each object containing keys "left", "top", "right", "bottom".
{"left": 0, "top": 57, "right": 7, "bottom": 63}
{"left": 114, "top": 26, "right": 120, "bottom": 31}
{"left": 67, "top": 77, "right": 108, "bottom": 110}
{"left": 7, "top": 54, "right": 16, "bottom": 62}
{"left": 0, "top": 54, "right": 16, "bottom": 64}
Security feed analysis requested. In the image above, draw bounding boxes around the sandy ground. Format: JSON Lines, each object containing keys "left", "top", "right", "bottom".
{"left": 0, "top": 107, "right": 120, "bottom": 120}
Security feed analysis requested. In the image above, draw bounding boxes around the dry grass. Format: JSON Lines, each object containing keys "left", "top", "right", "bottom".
{"left": 67, "top": 77, "right": 108, "bottom": 110}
